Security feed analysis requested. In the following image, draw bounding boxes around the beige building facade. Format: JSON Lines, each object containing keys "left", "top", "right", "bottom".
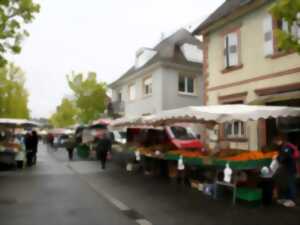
{"left": 195, "top": 0, "right": 300, "bottom": 150}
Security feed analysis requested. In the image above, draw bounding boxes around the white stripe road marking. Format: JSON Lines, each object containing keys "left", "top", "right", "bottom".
{"left": 136, "top": 219, "right": 153, "bottom": 225}
{"left": 104, "top": 194, "right": 131, "bottom": 211}
{"left": 68, "top": 163, "right": 153, "bottom": 224}
{"left": 88, "top": 181, "right": 130, "bottom": 211}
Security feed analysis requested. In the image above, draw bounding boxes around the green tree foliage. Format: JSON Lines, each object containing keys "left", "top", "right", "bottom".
{"left": 67, "top": 72, "right": 107, "bottom": 124}
{"left": 270, "top": 0, "right": 300, "bottom": 54}
{"left": 0, "top": 0, "right": 40, "bottom": 66}
{"left": 50, "top": 98, "right": 78, "bottom": 128}
{"left": 0, "top": 63, "right": 30, "bottom": 118}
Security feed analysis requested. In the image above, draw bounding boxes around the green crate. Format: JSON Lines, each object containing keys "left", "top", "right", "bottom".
{"left": 77, "top": 144, "right": 90, "bottom": 159}
{"left": 236, "top": 187, "right": 262, "bottom": 202}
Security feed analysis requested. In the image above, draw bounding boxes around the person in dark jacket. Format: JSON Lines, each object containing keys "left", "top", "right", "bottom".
{"left": 95, "top": 132, "right": 112, "bottom": 170}
{"left": 274, "top": 135, "right": 298, "bottom": 208}
{"left": 65, "top": 135, "right": 76, "bottom": 161}
{"left": 25, "top": 132, "right": 34, "bottom": 166}
{"left": 31, "top": 131, "right": 39, "bottom": 165}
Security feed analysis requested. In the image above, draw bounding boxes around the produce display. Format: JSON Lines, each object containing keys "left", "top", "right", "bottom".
{"left": 222, "top": 151, "right": 278, "bottom": 161}
{"left": 136, "top": 144, "right": 173, "bottom": 156}
{"left": 130, "top": 144, "right": 278, "bottom": 170}
{"left": 0, "top": 142, "right": 22, "bottom": 153}
{"left": 168, "top": 148, "right": 277, "bottom": 161}
{"left": 167, "top": 149, "right": 204, "bottom": 158}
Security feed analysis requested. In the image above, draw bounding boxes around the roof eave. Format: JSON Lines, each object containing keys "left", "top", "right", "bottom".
{"left": 193, "top": 0, "right": 272, "bottom": 35}
{"left": 109, "top": 60, "right": 202, "bottom": 89}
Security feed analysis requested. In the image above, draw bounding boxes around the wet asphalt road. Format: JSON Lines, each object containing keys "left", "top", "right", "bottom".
{"left": 0, "top": 145, "right": 135, "bottom": 225}
{"left": 0, "top": 144, "right": 299, "bottom": 225}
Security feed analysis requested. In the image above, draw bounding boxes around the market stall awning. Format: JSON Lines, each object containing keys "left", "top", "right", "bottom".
{"left": 89, "top": 118, "right": 112, "bottom": 129}
{"left": 0, "top": 118, "right": 40, "bottom": 128}
{"left": 110, "top": 116, "right": 151, "bottom": 128}
{"left": 116, "top": 105, "right": 300, "bottom": 127}
{"left": 49, "top": 128, "right": 74, "bottom": 135}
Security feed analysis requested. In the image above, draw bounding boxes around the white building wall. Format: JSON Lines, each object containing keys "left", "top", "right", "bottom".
{"left": 161, "top": 67, "right": 203, "bottom": 110}
{"left": 112, "top": 66, "right": 204, "bottom": 118}
{"left": 124, "top": 68, "right": 163, "bottom": 117}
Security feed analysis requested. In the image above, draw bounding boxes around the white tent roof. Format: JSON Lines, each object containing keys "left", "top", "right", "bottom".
{"left": 0, "top": 118, "right": 40, "bottom": 127}
{"left": 111, "top": 105, "right": 300, "bottom": 127}
{"left": 49, "top": 128, "right": 74, "bottom": 135}
{"left": 110, "top": 116, "right": 144, "bottom": 128}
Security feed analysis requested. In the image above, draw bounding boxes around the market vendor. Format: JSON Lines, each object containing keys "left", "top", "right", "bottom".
{"left": 273, "top": 134, "right": 299, "bottom": 208}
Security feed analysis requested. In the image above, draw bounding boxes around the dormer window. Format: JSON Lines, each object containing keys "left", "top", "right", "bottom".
{"left": 134, "top": 48, "right": 157, "bottom": 69}
{"left": 180, "top": 43, "right": 203, "bottom": 63}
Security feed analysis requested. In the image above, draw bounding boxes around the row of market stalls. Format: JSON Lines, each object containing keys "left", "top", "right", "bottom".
{"left": 110, "top": 105, "right": 300, "bottom": 204}
{"left": 0, "top": 117, "right": 111, "bottom": 167}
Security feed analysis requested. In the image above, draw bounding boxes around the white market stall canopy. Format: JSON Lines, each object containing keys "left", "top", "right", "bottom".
{"left": 111, "top": 105, "right": 300, "bottom": 127}
{"left": 0, "top": 118, "right": 40, "bottom": 128}
{"left": 110, "top": 116, "right": 145, "bottom": 128}
{"left": 49, "top": 128, "right": 74, "bottom": 135}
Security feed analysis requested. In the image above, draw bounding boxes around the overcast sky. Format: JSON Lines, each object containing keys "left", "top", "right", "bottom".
{"left": 9, "top": 0, "right": 224, "bottom": 118}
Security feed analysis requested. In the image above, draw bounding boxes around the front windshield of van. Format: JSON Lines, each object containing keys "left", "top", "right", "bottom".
{"left": 170, "top": 126, "right": 196, "bottom": 140}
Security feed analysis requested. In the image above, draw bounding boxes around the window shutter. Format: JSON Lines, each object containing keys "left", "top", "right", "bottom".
{"left": 291, "top": 21, "right": 298, "bottom": 39}
{"left": 263, "top": 15, "right": 274, "bottom": 56}
{"left": 228, "top": 32, "right": 238, "bottom": 66}
{"left": 224, "top": 35, "right": 229, "bottom": 68}
{"left": 281, "top": 19, "right": 289, "bottom": 33}
{"left": 297, "top": 13, "right": 300, "bottom": 40}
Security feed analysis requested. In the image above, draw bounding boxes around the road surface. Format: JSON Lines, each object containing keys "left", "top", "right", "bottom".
{"left": 0, "top": 144, "right": 299, "bottom": 225}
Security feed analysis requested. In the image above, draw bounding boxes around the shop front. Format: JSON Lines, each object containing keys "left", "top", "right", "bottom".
{"left": 111, "top": 105, "right": 300, "bottom": 205}
{"left": 251, "top": 84, "right": 300, "bottom": 149}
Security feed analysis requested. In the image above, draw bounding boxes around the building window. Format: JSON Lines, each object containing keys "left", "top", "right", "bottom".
{"left": 117, "top": 92, "right": 122, "bottom": 102}
{"left": 263, "top": 14, "right": 300, "bottom": 56}
{"left": 128, "top": 84, "right": 136, "bottom": 101}
{"left": 143, "top": 77, "right": 152, "bottom": 96}
{"left": 224, "top": 120, "right": 246, "bottom": 138}
{"left": 220, "top": 99, "right": 246, "bottom": 140}
{"left": 224, "top": 31, "right": 240, "bottom": 68}
{"left": 178, "top": 76, "right": 195, "bottom": 94}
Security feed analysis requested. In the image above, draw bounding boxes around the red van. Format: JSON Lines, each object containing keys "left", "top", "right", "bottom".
{"left": 127, "top": 126, "right": 204, "bottom": 151}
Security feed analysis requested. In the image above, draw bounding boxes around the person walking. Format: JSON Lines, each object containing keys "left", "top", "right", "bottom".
{"left": 31, "top": 131, "right": 39, "bottom": 165}
{"left": 95, "top": 132, "right": 112, "bottom": 170}
{"left": 25, "top": 132, "right": 34, "bottom": 167}
{"left": 273, "top": 134, "right": 299, "bottom": 208}
{"left": 65, "top": 135, "right": 76, "bottom": 161}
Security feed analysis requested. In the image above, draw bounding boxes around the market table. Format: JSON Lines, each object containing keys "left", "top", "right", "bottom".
{"left": 164, "top": 153, "right": 272, "bottom": 170}
{"left": 0, "top": 150, "right": 16, "bottom": 166}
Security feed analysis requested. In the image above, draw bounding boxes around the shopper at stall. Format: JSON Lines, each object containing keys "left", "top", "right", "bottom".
{"left": 95, "top": 132, "right": 112, "bottom": 170}
{"left": 273, "top": 134, "right": 299, "bottom": 208}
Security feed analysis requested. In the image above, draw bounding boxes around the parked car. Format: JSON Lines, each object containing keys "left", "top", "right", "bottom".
{"left": 127, "top": 126, "right": 204, "bottom": 151}
{"left": 111, "top": 131, "right": 127, "bottom": 145}
{"left": 53, "top": 134, "right": 70, "bottom": 148}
